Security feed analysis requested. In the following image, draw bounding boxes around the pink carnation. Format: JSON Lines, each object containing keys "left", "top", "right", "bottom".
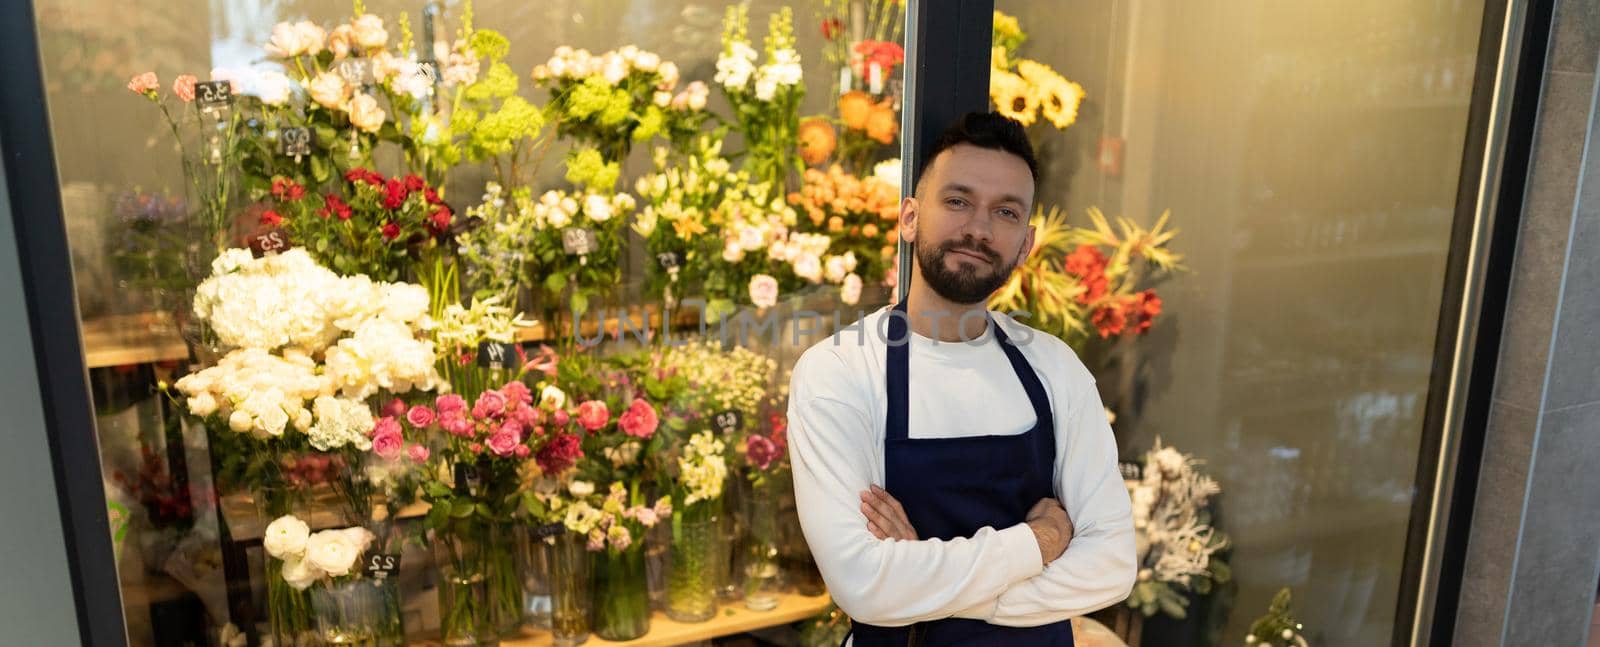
{"left": 553, "top": 409, "right": 571, "bottom": 426}
{"left": 575, "top": 400, "right": 610, "bottom": 432}
{"left": 473, "top": 390, "right": 508, "bottom": 419}
{"left": 372, "top": 428, "right": 404, "bottom": 461}
{"left": 514, "top": 444, "right": 531, "bottom": 458}
{"left": 406, "top": 405, "right": 436, "bottom": 428}
{"left": 501, "top": 381, "right": 533, "bottom": 406}
{"left": 618, "top": 398, "right": 659, "bottom": 439}
{"left": 127, "top": 72, "right": 158, "bottom": 94}
{"left": 435, "top": 394, "right": 467, "bottom": 414}
{"left": 172, "top": 74, "right": 197, "bottom": 102}
{"left": 407, "top": 443, "right": 430, "bottom": 462}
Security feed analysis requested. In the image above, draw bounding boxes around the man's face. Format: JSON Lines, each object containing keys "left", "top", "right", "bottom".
{"left": 904, "top": 144, "right": 1036, "bottom": 305}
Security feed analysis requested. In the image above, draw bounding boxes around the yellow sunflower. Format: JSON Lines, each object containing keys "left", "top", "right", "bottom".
{"left": 990, "top": 69, "right": 1037, "bottom": 126}
{"left": 1017, "top": 59, "right": 1084, "bottom": 130}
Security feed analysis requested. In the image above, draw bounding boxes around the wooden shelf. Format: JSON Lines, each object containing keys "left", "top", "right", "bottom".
{"left": 415, "top": 592, "right": 833, "bottom": 647}
{"left": 82, "top": 312, "right": 189, "bottom": 369}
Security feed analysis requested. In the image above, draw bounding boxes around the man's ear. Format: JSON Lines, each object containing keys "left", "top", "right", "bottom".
{"left": 899, "top": 195, "right": 919, "bottom": 244}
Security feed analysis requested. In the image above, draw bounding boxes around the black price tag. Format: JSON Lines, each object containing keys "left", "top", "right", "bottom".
{"left": 249, "top": 229, "right": 291, "bottom": 258}
{"left": 656, "top": 251, "right": 682, "bottom": 270}
{"left": 713, "top": 409, "right": 743, "bottom": 435}
{"left": 364, "top": 553, "right": 401, "bottom": 580}
{"left": 337, "top": 58, "right": 373, "bottom": 86}
{"left": 195, "top": 80, "right": 234, "bottom": 110}
{"left": 533, "top": 523, "right": 565, "bottom": 540}
{"left": 476, "top": 341, "right": 519, "bottom": 371}
{"left": 1118, "top": 461, "right": 1143, "bottom": 481}
{"left": 280, "top": 126, "right": 312, "bottom": 158}
{"left": 453, "top": 462, "right": 481, "bottom": 494}
{"left": 561, "top": 228, "right": 597, "bottom": 255}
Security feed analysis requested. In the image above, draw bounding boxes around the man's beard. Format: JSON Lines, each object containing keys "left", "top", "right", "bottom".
{"left": 916, "top": 237, "right": 1018, "bottom": 305}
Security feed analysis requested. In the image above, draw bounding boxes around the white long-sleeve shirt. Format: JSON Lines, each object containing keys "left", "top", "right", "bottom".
{"left": 787, "top": 307, "right": 1137, "bottom": 630}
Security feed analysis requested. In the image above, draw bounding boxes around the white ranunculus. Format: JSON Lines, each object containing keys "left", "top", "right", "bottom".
{"left": 304, "top": 528, "right": 364, "bottom": 577}
{"left": 280, "top": 555, "right": 323, "bottom": 590}
{"left": 569, "top": 480, "right": 595, "bottom": 497}
{"left": 263, "top": 515, "right": 311, "bottom": 559}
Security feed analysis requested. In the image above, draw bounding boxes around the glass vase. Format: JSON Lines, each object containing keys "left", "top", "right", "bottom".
{"left": 255, "top": 485, "right": 316, "bottom": 647}
{"left": 545, "top": 531, "right": 592, "bottom": 647}
{"left": 666, "top": 498, "right": 721, "bottom": 622}
{"left": 515, "top": 526, "right": 552, "bottom": 630}
{"left": 434, "top": 521, "right": 499, "bottom": 647}
{"left": 592, "top": 543, "right": 650, "bottom": 641}
{"left": 716, "top": 474, "right": 747, "bottom": 602}
{"left": 743, "top": 478, "right": 783, "bottom": 611}
{"left": 310, "top": 579, "right": 383, "bottom": 646}
{"left": 488, "top": 522, "right": 523, "bottom": 637}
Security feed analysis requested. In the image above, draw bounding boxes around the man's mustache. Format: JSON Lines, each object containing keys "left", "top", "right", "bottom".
{"left": 939, "top": 240, "right": 1001, "bottom": 264}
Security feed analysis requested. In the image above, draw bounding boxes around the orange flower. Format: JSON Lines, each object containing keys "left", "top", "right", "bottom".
{"left": 798, "top": 117, "right": 837, "bottom": 166}
{"left": 865, "top": 102, "right": 898, "bottom": 144}
{"left": 839, "top": 91, "right": 873, "bottom": 130}
{"left": 828, "top": 216, "right": 845, "bottom": 232}
{"left": 863, "top": 223, "right": 880, "bottom": 239}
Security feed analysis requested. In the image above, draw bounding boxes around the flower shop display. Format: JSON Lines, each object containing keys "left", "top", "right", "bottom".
{"left": 716, "top": 5, "right": 806, "bottom": 190}
{"left": 787, "top": 162, "right": 898, "bottom": 290}
{"left": 266, "top": 169, "right": 455, "bottom": 283}
{"left": 1124, "top": 439, "right": 1231, "bottom": 621}
{"left": 526, "top": 184, "right": 637, "bottom": 324}
{"left": 1245, "top": 589, "right": 1309, "bottom": 647}
{"left": 127, "top": 70, "right": 248, "bottom": 254}
{"left": 811, "top": 0, "right": 903, "bottom": 175}
{"left": 632, "top": 135, "right": 736, "bottom": 308}
{"left": 533, "top": 44, "right": 709, "bottom": 166}
{"left": 989, "top": 206, "right": 1184, "bottom": 350}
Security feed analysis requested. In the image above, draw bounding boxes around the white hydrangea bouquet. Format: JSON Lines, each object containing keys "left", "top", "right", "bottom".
{"left": 1125, "top": 439, "right": 1232, "bottom": 620}
{"left": 715, "top": 4, "right": 805, "bottom": 189}
{"left": 172, "top": 248, "right": 441, "bottom": 512}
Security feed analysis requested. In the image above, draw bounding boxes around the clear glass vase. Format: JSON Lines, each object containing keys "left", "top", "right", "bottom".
{"left": 310, "top": 579, "right": 383, "bottom": 646}
{"left": 592, "top": 543, "right": 651, "bottom": 641}
{"left": 488, "top": 522, "right": 523, "bottom": 637}
{"left": 515, "top": 526, "right": 552, "bottom": 630}
{"left": 666, "top": 498, "right": 721, "bottom": 622}
{"left": 545, "top": 531, "right": 592, "bottom": 647}
{"left": 434, "top": 522, "right": 499, "bottom": 647}
{"left": 743, "top": 478, "right": 783, "bottom": 611}
{"left": 255, "top": 485, "right": 316, "bottom": 647}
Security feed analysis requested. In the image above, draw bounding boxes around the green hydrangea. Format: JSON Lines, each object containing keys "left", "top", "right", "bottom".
{"left": 565, "top": 147, "right": 620, "bottom": 190}
{"left": 450, "top": 107, "right": 481, "bottom": 138}
{"left": 632, "top": 106, "right": 664, "bottom": 141}
{"left": 465, "top": 62, "right": 518, "bottom": 102}
{"left": 470, "top": 95, "right": 543, "bottom": 159}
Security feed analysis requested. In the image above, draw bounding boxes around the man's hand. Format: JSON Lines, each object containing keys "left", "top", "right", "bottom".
{"left": 860, "top": 485, "right": 919, "bottom": 541}
{"left": 1025, "top": 498, "right": 1074, "bottom": 566}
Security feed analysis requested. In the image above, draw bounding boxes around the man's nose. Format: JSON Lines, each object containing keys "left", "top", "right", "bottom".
{"left": 960, "top": 207, "right": 994, "bottom": 243}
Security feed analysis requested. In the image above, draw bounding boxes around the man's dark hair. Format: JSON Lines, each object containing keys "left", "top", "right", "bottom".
{"left": 913, "top": 111, "right": 1040, "bottom": 194}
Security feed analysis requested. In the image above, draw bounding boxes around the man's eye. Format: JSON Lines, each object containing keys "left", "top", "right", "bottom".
{"left": 945, "top": 198, "right": 968, "bottom": 208}
{"left": 998, "top": 209, "right": 1019, "bottom": 220}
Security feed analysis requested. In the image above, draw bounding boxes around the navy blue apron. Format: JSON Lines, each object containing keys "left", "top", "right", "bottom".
{"left": 846, "top": 301, "right": 1074, "bottom": 647}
